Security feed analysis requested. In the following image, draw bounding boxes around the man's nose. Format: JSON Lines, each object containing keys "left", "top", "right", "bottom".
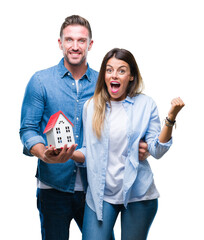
{"left": 72, "top": 40, "right": 79, "bottom": 50}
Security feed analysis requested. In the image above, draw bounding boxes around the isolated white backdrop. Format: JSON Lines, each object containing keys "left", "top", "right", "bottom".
{"left": 1, "top": 0, "right": 203, "bottom": 239}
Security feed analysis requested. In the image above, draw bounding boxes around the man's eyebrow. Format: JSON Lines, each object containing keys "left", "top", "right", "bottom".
{"left": 79, "top": 38, "right": 87, "bottom": 41}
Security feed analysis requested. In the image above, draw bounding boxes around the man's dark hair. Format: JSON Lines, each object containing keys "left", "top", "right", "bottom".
{"left": 60, "top": 15, "right": 92, "bottom": 39}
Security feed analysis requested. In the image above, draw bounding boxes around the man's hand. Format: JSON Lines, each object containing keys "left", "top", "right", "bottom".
{"left": 139, "top": 140, "right": 150, "bottom": 161}
{"left": 43, "top": 144, "right": 78, "bottom": 164}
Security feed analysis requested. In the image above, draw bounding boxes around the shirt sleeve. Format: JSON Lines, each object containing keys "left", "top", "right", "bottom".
{"left": 145, "top": 100, "right": 172, "bottom": 159}
{"left": 19, "top": 73, "right": 46, "bottom": 156}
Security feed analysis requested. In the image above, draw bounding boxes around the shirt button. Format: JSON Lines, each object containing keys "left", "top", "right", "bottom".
{"left": 74, "top": 170, "right": 77, "bottom": 173}
{"left": 76, "top": 99, "right": 79, "bottom": 102}
{"left": 68, "top": 73, "right": 70, "bottom": 76}
{"left": 72, "top": 83, "right": 75, "bottom": 86}
{"left": 76, "top": 117, "right": 79, "bottom": 121}
{"left": 76, "top": 135, "right": 79, "bottom": 138}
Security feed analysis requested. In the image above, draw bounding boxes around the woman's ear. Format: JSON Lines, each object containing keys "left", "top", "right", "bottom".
{"left": 130, "top": 76, "right": 134, "bottom": 81}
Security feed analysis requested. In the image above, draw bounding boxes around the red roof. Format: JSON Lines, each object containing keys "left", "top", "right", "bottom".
{"left": 43, "top": 111, "right": 74, "bottom": 134}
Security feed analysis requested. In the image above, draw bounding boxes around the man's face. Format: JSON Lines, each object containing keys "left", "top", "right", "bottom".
{"left": 58, "top": 25, "right": 93, "bottom": 67}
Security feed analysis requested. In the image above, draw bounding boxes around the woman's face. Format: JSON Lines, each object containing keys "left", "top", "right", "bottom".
{"left": 105, "top": 57, "right": 133, "bottom": 101}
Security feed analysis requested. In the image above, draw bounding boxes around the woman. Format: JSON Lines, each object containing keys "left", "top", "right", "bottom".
{"left": 72, "top": 48, "right": 185, "bottom": 240}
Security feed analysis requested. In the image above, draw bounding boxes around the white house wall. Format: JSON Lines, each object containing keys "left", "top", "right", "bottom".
{"left": 46, "top": 130, "right": 56, "bottom": 147}
{"left": 53, "top": 114, "right": 75, "bottom": 148}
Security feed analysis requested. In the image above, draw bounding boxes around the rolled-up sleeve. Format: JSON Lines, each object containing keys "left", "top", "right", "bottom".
{"left": 145, "top": 100, "right": 172, "bottom": 159}
{"left": 19, "top": 73, "right": 46, "bottom": 156}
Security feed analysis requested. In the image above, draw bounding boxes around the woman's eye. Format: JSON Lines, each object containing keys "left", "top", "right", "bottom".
{"left": 106, "top": 69, "right": 112, "bottom": 73}
{"left": 119, "top": 69, "right": 125, "bottom": 74}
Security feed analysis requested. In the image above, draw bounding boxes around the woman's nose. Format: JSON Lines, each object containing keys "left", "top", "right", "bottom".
{"left": 112, "top": 71, "right": 118, "bottom": 79}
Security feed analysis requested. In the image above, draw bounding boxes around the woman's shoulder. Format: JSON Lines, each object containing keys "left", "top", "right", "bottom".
{"left": 131, "top": 94, "right": 157, "bottom": 110}
{"left": 84, "top": 97, "right": 93, "bottom": 105}
{"left": 83, "top": 98, "right": 94, "bottom": 113}
{"left": 134, "top": 93, "right": 155, "bottom": 103}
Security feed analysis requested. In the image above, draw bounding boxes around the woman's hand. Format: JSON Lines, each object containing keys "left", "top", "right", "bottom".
{"left": 158, "top": 97, "right": 185, "bottom": 143}
{"left": 168, "top": 97, "right": 185, "bottom": 121}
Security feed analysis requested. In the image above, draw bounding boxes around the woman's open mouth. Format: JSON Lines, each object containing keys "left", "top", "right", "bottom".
{"left": 110, "top": 81, "right": 120, "bottom": 93}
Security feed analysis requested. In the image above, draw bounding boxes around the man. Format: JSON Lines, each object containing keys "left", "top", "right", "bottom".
{"left": 20, "top": 15, "right": 149, "bottom": 239}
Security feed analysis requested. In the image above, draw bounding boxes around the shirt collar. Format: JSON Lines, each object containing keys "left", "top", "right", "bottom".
{"left": 57, "top": 58, "right": 92, "bottom": 81}
{"left": 123, "top": 96, "right": 134, "bottom": 104}
{"left": 106, "top": 96, "right": 134, "bottom": 108}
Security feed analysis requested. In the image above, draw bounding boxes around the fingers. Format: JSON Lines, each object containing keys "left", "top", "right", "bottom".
{"left": 57, "top": 144, "right": 78, "bottom": 163}
{"left": 139, "top": 140, "right": 149, "bottom": 161}
{"left": 139, "top": 140, "right": 148, "bottom": 150}
{"left": 44, "top": 144, "right": 78, "bottom": 164}
{"left": 168, "top": 97, "right": 185, "bottom": 120}
{"left": 60, "top": 144, "right": 77, "bottom": 155}
{"left": 171, "top": 97, "right": 185, "bottom": 108}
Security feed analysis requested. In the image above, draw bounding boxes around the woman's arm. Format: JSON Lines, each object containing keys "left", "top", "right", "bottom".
{"left": 158, "top": 97, "right": 185, "bottom": 143}
{"left": 71, "top": 150, "right": 85, "bottom": 163}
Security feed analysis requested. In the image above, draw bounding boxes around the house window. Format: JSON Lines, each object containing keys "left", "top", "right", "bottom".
{"left": 67, "top": 136, "right": 72, "bottom": 143}
{"left": 56, "top": 127, "right": 61, "bottom": 134}
{"left": 65, "top": 126, "right": 70, "bottom": 133}
{"left": 57, "top": 137, "right": 62, "bottom": 143}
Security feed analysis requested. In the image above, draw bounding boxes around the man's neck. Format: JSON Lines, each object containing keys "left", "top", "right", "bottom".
{"left": 64, "top": 60, "right": 88, "bottom": 80}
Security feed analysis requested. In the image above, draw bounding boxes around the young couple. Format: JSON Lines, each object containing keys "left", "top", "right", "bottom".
{"left": 20, "top": 15, "right": 184, "bottom": 240}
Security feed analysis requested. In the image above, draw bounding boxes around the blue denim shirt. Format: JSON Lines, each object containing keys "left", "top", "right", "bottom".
{"left": 20, "top": 58, "right": 98, "bottom": 192}
{"left": 79, "top": 94, "right": 172, "bottom": 220}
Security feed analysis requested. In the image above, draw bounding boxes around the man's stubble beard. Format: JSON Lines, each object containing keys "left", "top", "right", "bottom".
{"left": 64, "top": 54, "right": 86, "bottom": 67}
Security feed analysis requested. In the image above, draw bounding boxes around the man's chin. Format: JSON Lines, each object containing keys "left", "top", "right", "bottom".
{"left": 65, "top": 56, "right": 85, "bottom": 66}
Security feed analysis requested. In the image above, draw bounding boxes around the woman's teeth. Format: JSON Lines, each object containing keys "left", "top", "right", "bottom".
{"left": 110, "top": 82, "right": 120, "bottom": 93}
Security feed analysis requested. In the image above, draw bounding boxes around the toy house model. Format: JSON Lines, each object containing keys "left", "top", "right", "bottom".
{"left": 43, "top": 111, "right": 75, "bottom": 149}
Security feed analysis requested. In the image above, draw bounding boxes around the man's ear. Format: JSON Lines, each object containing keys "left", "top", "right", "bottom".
{"left": 58, "top": 38, "right": 63, "bottom": 50}
{"left": 88, "top": 40, "right": 94, "bottom": 51}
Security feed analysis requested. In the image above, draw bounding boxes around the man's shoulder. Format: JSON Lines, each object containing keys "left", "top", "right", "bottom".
{"left": 89, "top": 67, "right": 98, "bottom": 75}
{"left": 34, "top": 64, "right": 58, "bottom": 78}
{"left": 29, "top": 62, "right": 62, "bottom": 87}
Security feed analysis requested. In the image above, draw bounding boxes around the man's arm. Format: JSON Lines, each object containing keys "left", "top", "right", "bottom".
{"left": 30, "top": 143, "right": 47, "bottom": 160}
{"left": 20, "top": 74, "right": 46, "bottom": 155}
{"left": 30, "top": 143, "right": 78, "bottom": 164}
